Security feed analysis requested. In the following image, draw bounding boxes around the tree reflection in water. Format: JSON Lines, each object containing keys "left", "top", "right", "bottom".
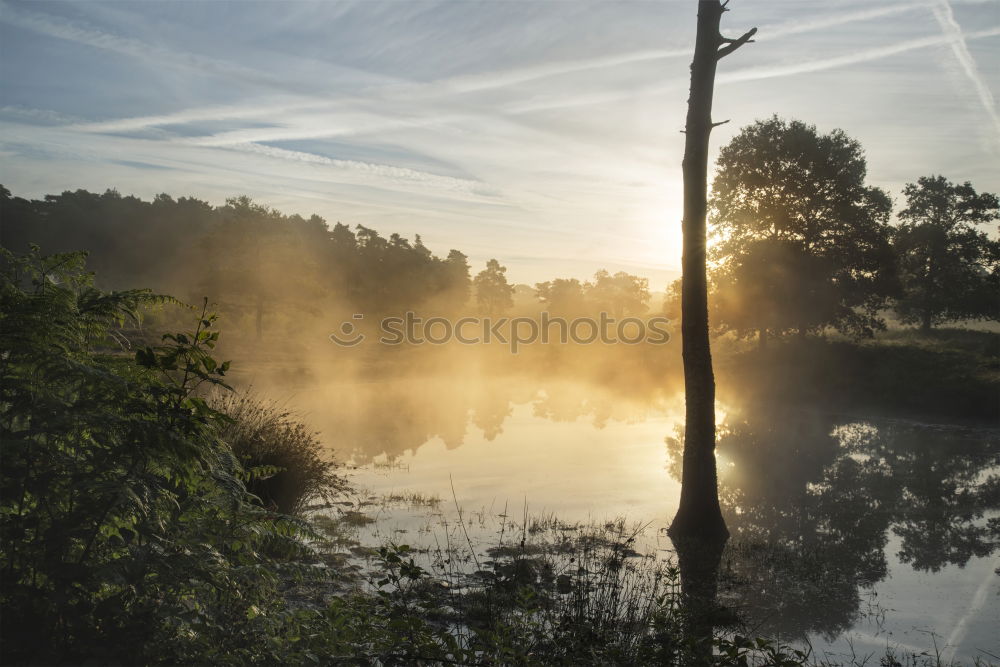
{"left": 249, "top": 369, "right": 997, "bottom": 648}
{"left": 667, "top": 407, "right": 1000, "bottom": 642}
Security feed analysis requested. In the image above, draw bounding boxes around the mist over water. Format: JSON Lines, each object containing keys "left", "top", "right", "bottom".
{"left": 233, "top": 353, "right": 1000, "bottom": 663}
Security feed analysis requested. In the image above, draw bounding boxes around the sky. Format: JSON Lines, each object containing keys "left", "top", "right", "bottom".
{"left": 1, "top": 0, "right": 998, "bottom": 286}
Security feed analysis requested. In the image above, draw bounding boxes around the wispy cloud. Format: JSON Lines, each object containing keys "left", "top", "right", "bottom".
{"left": 720, "top": 26, "right": 1000, "bottom": 84}
{"left": 0, "top": 105, "right": 83, "bottom": 126}
{"left": 379, "top": 2, "right": 935, "bottom": 101}
{"left": 230, "top": 142, "right": 498, "bottom": 198}
{"left": 59, "top": 2, "right": 948, "bottom": 137}
{"left": 70, "top": 100, "right": 325, "bottom": 134}
{"left": 0, "top": 0, "right": 391, "bottom": 96}
{"left": 757, "top": 2, "right": 931, "bottom": 41}
{"left": 509, "top": 26, "right": 1000, "bottom": 114}
{"left": 931, "top": 0, "right": 1000, "bottom": 148}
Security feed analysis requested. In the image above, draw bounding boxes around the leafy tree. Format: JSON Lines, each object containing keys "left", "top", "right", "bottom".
{"left": 585, "top": 270, "right": 650, "bottom": 318}
{"left": 0, "top": 186, "right": 478, "bottom": 342}
{"left": 443, "top": 249, "right": 472, "bottom": 305}
{"left": 535, "top": 278, "right": 587, "bottom": 317}
{"left": 892, "top": 175, "right": 999, "bottom": 331}
{"left": 473, "top": 259, "right": 514, "bottom": 317}
{"left": 0, "top": 186, "right": 215, "bottom": 295}
{"left": 712, "top": 240, "right": 842, "bottom": 349}
{"left": 709, "top": 117, "right": 895, "bottom": 343}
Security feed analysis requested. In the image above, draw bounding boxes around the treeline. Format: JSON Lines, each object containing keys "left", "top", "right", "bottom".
{"left": 0, "top": 188, "right": 657, "bottom": 347}
{"left": 2, "top": 116, "right": 997, "bottom": 351}
{"left": 0, "top": 189, "right": 475, "bottom": 342}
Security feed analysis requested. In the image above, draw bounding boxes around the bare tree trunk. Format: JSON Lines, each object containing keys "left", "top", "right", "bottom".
{"left": 669, "top": 0, "right": 755, "bottom": 542}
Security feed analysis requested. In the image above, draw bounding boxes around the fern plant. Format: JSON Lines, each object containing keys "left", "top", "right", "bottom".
{"left": 0, "top": 248, "right": 311, "bottom": 664}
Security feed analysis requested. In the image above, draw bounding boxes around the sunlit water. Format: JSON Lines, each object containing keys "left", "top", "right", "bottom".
{"left": 245, "top": 368, "right": 999, "bottom": 663}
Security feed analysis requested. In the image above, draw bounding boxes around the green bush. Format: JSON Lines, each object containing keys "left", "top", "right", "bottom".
{"left": 0, "top": 248, "right": 312, "bottom": 664}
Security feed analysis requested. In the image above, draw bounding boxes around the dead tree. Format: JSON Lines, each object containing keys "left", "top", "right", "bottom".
{"left": 670, "top": 0, "right": 756, "bottom": 541}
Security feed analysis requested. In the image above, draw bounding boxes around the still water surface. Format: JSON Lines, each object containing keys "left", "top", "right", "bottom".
{"left": 256, "top": 370, "right": 999, "bottom": 663}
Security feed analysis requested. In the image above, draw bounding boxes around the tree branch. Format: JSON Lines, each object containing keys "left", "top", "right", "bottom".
{"left": 716, "top": 27, "right": 757, "bottom": 59}
{"left": 712, "top": 119, "right": 730, "bottom": 128}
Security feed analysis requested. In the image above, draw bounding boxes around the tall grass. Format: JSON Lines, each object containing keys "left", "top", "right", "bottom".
{"left": 214, "top": 390, "right": 346, "bottom": 515}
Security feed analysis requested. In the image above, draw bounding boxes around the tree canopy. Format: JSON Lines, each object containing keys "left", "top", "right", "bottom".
{"left": 473, "top": 259, "right": 515, "bottom": 316}
{"left": 892, "top": 175, "right": 999, "bottom": 330}
{"left": 709, "top": 117, "right": 895, "bottom": 341}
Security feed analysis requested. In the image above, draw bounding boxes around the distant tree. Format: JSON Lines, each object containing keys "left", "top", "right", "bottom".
{"left": 585, "top": 270, "right": 650, "bottom": 318}
{"left": 1, "top": 184, "right": 487, "bottom": 341}
{"left": 535, "top": 278, "right": 587, "bottom": 317}
{"left": 0, "top": 185, "right": 42, "bottom": 253}
{"left": 709, "top": 117, "right": 895, "bottom": 344}
{"left": 439, "top": 249, "right": 472, "bottom": 311}
{"left": 473, "top": 259, "right": 514, "bottom": 317}
{"left": 892, "top": 176, "right": 999, "bottom": 331}
{"left": 660, "top": 278, "right": 682, "bottom": 320}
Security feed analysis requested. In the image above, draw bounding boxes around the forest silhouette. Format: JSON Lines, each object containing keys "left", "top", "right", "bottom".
{"left": 2, "top": 126, "right": 996, "bottom": 354}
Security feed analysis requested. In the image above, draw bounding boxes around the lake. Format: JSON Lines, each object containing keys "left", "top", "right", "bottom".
{"left": 244, "top": 364, "right": 1000, "bottom": 663}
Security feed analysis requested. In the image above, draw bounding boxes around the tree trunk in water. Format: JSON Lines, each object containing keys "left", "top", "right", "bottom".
{"left": 669, "top": 0, "right": 755, "bottom": 542}
{"left": 673, "top": 535, "right": 727, "bottom": 665}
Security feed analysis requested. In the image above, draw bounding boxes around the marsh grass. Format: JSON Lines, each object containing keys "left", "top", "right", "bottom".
{"left": 213, "top": 389, "right": 347, "bottom": 514}
{"left": 383, "top": 489, "right": 444, "bottom": 508}
{"left": 318, "top": 500, "right": 998, "bottom": 666}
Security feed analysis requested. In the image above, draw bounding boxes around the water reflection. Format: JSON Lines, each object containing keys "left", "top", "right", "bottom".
{"left": 246, "top": 368, "right": 998, "bottom": 654}
{"left": 665, "top": 407, "right": 1000, "bottom": 643}
{"left": 283, "top": 374, "right": 673, "bottom": 465}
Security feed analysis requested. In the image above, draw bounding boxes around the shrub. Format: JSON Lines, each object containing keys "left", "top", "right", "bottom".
{"left": 0, "top": 248, "right": 312, "bottom": 664}
{"left": 214, "top": 391, "right": 345, "bottom": 515}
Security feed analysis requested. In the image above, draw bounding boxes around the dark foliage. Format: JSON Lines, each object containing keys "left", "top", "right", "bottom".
{"left": 709, "top": 117, "right": 896, "bottom": 340}
{"left": 892, "top": 175, "right": 1000, "bottom": 330}
{"left": 0, "top": 248, "right": 314, "bottom": 664}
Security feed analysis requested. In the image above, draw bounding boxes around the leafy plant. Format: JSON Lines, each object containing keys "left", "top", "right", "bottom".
{"left": 0, "top": 248, "right": 311, "bottom": 664}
